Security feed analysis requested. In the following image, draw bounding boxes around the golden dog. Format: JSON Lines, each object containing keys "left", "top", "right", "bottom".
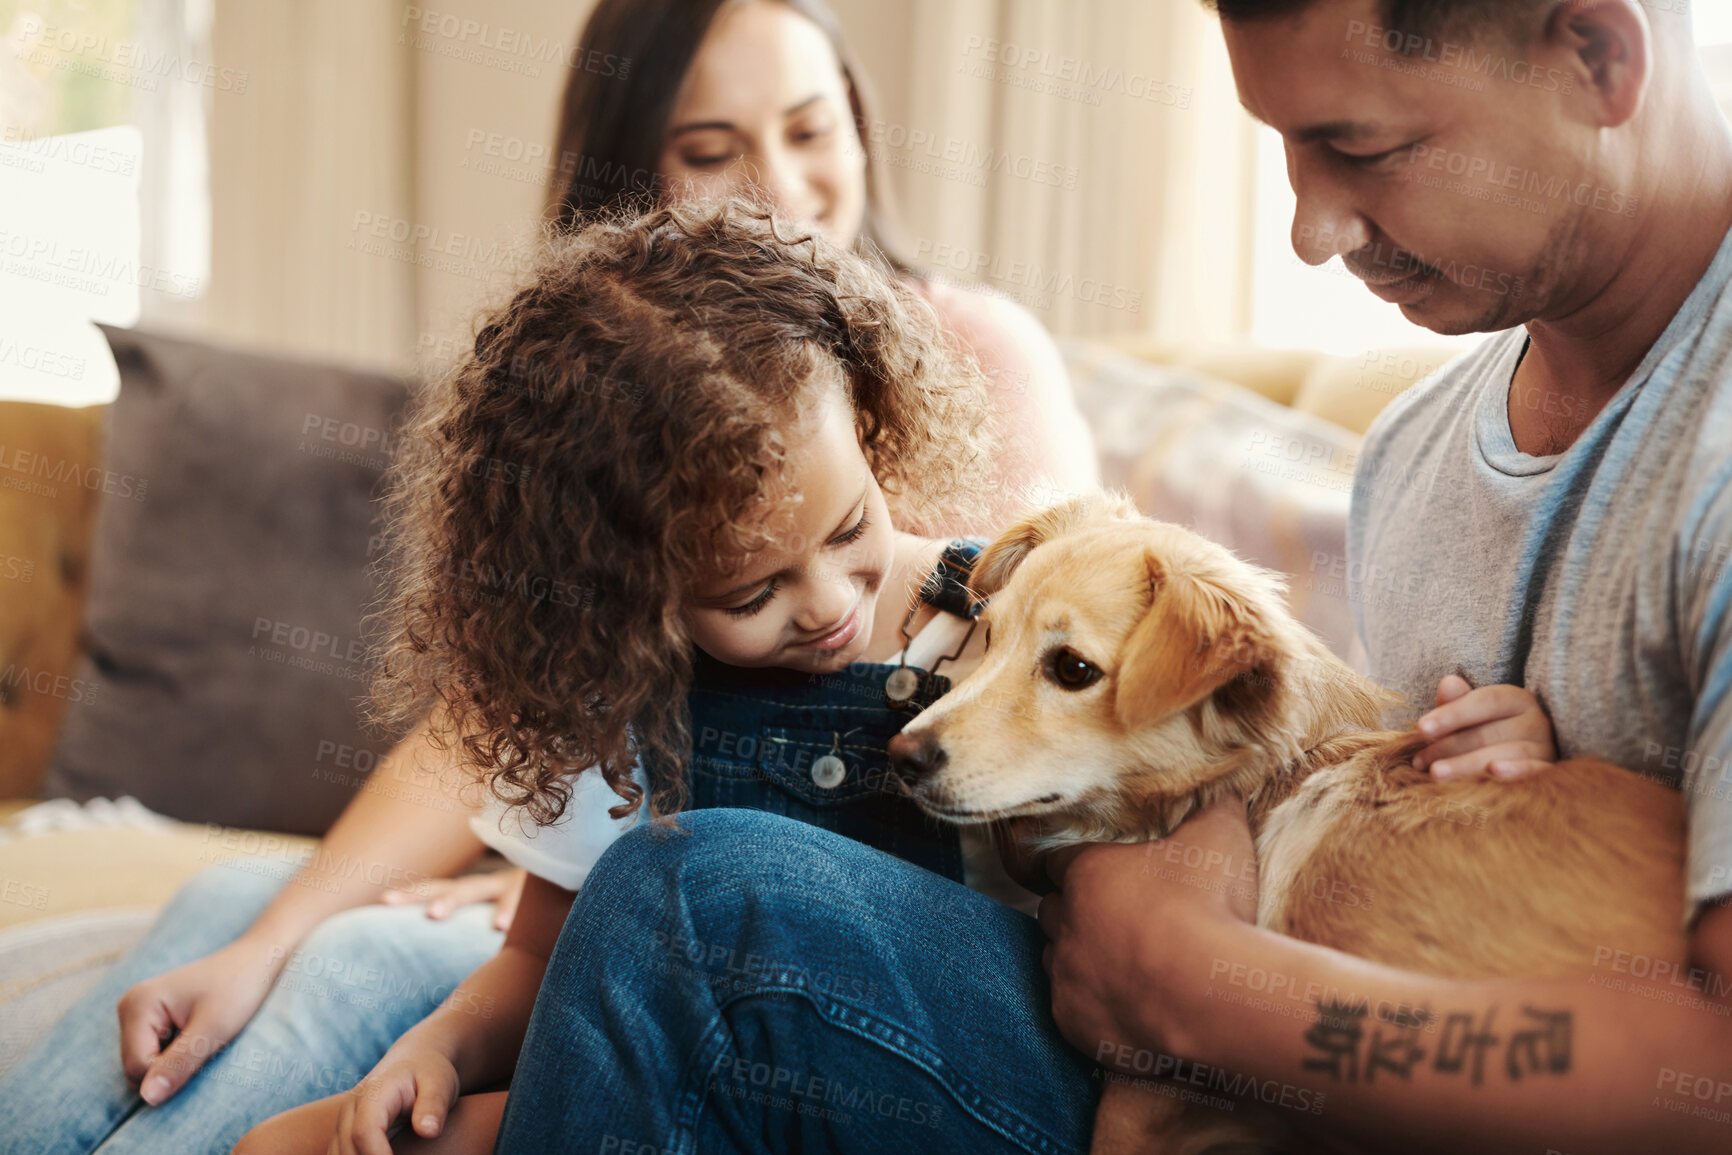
{"left": 888, "top": 494, "right": 1687, "bottom": 1154}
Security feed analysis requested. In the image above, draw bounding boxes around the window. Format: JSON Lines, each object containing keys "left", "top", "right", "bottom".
{"left": 1248, "top": 11, "right": 1732, "bottom": 355}
{"left": 1700, "top": 4, "right": 1732, "bottom": 118}
{"left": 1249, "top": 126, "right": 1478, "bottom": 356}
{"left": 1, "top": 0, "right": 211, "bottom": 319}
{"left": 1698, "top": 3, "right": 1732, "bottom": 48}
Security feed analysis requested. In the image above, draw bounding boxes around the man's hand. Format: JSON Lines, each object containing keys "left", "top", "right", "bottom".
{"left": 1411, "top": 674, "right": 1557, "bottom": 780}
{"left": 1030, "top": 797, "right": 1258, "bottom": 1066}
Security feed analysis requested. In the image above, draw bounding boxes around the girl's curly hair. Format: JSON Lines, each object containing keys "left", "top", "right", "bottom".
{"left": 372, "top": 198, "right": 994, "bottom": 827}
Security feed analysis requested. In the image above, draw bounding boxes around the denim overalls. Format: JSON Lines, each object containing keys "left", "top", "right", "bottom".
{"left": 679, "top": 653, "right": 964, "bottom": 882}
{"left": 668, "top": 539, "right": 986, "bottom": 884}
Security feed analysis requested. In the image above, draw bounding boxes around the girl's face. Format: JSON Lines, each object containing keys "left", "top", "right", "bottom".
{"left": 658, "top": 0, "right": 868, "bottom": 250}
{"left": 683, "top": 383, "right": 893, "bottom": 674}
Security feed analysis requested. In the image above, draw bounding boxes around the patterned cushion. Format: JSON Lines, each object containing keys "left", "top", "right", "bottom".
{"left": 1064, "top": 340, "right": 1366, "bottom": 663}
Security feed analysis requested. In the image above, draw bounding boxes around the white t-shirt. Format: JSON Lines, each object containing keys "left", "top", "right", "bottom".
{"left": 469, "top": 612, "right": 1043, "bottom": 915}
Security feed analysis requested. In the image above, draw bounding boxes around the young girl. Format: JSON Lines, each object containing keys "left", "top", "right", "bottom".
{"left": 234, "top": 197, "right": 1028, "bottom": 1154}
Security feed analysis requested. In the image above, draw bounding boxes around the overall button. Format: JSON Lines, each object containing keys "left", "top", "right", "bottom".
{"left": 810, "top": 755, "right": 847, "bottom": 789}
{"left": 885, "top": 667, "right": 919, "bottom": 703}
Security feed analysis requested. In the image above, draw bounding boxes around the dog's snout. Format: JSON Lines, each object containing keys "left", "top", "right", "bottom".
{"left": 888, "top": 730, "right": 946, "bottom": 783}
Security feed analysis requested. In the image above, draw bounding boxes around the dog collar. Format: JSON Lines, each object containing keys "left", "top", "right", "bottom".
{"left": 886, "top": 538, "right": 987, "bottom": 705}
{"left": 918, "top": 537, "right": 988, "bottom": 620}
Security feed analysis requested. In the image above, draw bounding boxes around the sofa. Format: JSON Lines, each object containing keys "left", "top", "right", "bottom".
{"left": 0, "top": 323, "right": 1455, "bottom": 1072}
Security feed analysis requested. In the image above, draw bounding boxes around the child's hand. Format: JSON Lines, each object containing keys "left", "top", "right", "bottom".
{"left": 1411, "top": 674, "right": 1557, "bottom": 780}
{"left": 332, "top": 1045, "right": 459, "bottom": 1155}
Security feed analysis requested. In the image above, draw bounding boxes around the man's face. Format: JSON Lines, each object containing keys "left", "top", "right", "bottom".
{"left": 1224, "top": 0, "right": 1614, "bottom": 336}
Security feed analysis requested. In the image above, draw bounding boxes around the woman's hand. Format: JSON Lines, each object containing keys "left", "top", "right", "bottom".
{"left": 330, "top": 1044, "right": 461, "bottom": 1155}
{"left": 1411, "top": 674, "right": 1558, "bottom": 779}
{"left": 117, "top": 935, "right": 286, "bottom": 1105}
{"left": 381, "top": 868, "right": 526, "bottom": 931}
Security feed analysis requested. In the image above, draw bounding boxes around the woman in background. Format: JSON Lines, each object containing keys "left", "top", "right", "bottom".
{"left": 547, "top": 0, "right": 1097, "bottom": 522}
{"left": 0, "top": 3, "right": 1095, "bottom": 1152}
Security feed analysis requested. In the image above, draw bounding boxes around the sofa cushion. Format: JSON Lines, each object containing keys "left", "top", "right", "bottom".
{"left": 40, "top": 328, "right": 411, "bottom": 834}
{"left": 1063, "top": 340, "right": 1365, "bottom": 662}
{"left": 1098, "top": 335, "right": 1326, "bottom": 409}
{"left": 1293, "top": 345, "right": 1459, "bottom": 436}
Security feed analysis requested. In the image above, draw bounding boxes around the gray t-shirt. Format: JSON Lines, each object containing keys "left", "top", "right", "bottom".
{"left": 1348, "top": 224, "right": 1732, "bottom": 921}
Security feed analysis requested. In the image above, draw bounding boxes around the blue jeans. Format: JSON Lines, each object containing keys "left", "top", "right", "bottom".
{"left": 0, "top": 858, "right": 503, "bottom": 1155}
{"left": 496, "top": 809, "right": 1099, "bottom": 1154}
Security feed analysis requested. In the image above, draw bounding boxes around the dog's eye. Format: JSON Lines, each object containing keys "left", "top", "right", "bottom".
{"left": 1043, "top": 647, "right": 1102, "bottom": 691}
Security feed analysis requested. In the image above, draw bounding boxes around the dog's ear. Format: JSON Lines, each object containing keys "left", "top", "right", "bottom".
{"left": 1115, "top": 555, "right": 1270, "bottom": 727}
{"left": 970, "top": 492, "right": 1139, "bottom": 598}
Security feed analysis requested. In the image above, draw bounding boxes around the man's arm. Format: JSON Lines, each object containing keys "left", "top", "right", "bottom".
{"left": 1041, "top": 801, "right": 1732, "bottom": 1155}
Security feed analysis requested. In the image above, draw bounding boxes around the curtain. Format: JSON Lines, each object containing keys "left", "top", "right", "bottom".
{"left": 203, "top": 0, "right": 415, "bottom": 372}
{"left": 835, "top": 0, "right": 1256, "bottom": 343}
{"left": 191, "top": 0, "right": 1250, "bottom": 369}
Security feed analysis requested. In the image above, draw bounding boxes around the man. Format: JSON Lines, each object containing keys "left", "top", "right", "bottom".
{"left": 1041, "top": 1, "right": 1732, "bottom": 1151}
{"left": 493, "top": 2, "right": 1732, "bottom": 1151}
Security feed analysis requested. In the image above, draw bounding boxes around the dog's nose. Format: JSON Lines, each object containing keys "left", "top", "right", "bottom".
{"left": 888, "top": 730, "right": 945, "bottom": 783}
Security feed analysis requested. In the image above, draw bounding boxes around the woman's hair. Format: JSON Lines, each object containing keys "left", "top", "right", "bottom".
{"left": 372, "top": 199, "right": 991, "bottom": 827}
{"left": 546, "top": 0, "right": 912, "bottom": 270}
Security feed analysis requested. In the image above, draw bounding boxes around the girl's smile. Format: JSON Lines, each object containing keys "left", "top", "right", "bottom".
{"left": 798, "top": 595, "right": 864, "bottom": 653}
{"left": 682, "top": 379, "right": 894, "bottom": 674}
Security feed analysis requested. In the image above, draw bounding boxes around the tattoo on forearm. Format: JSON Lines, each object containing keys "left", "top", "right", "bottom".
{"left": 1301, "top": 1000, "right": 1572, "bottom": 1086}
